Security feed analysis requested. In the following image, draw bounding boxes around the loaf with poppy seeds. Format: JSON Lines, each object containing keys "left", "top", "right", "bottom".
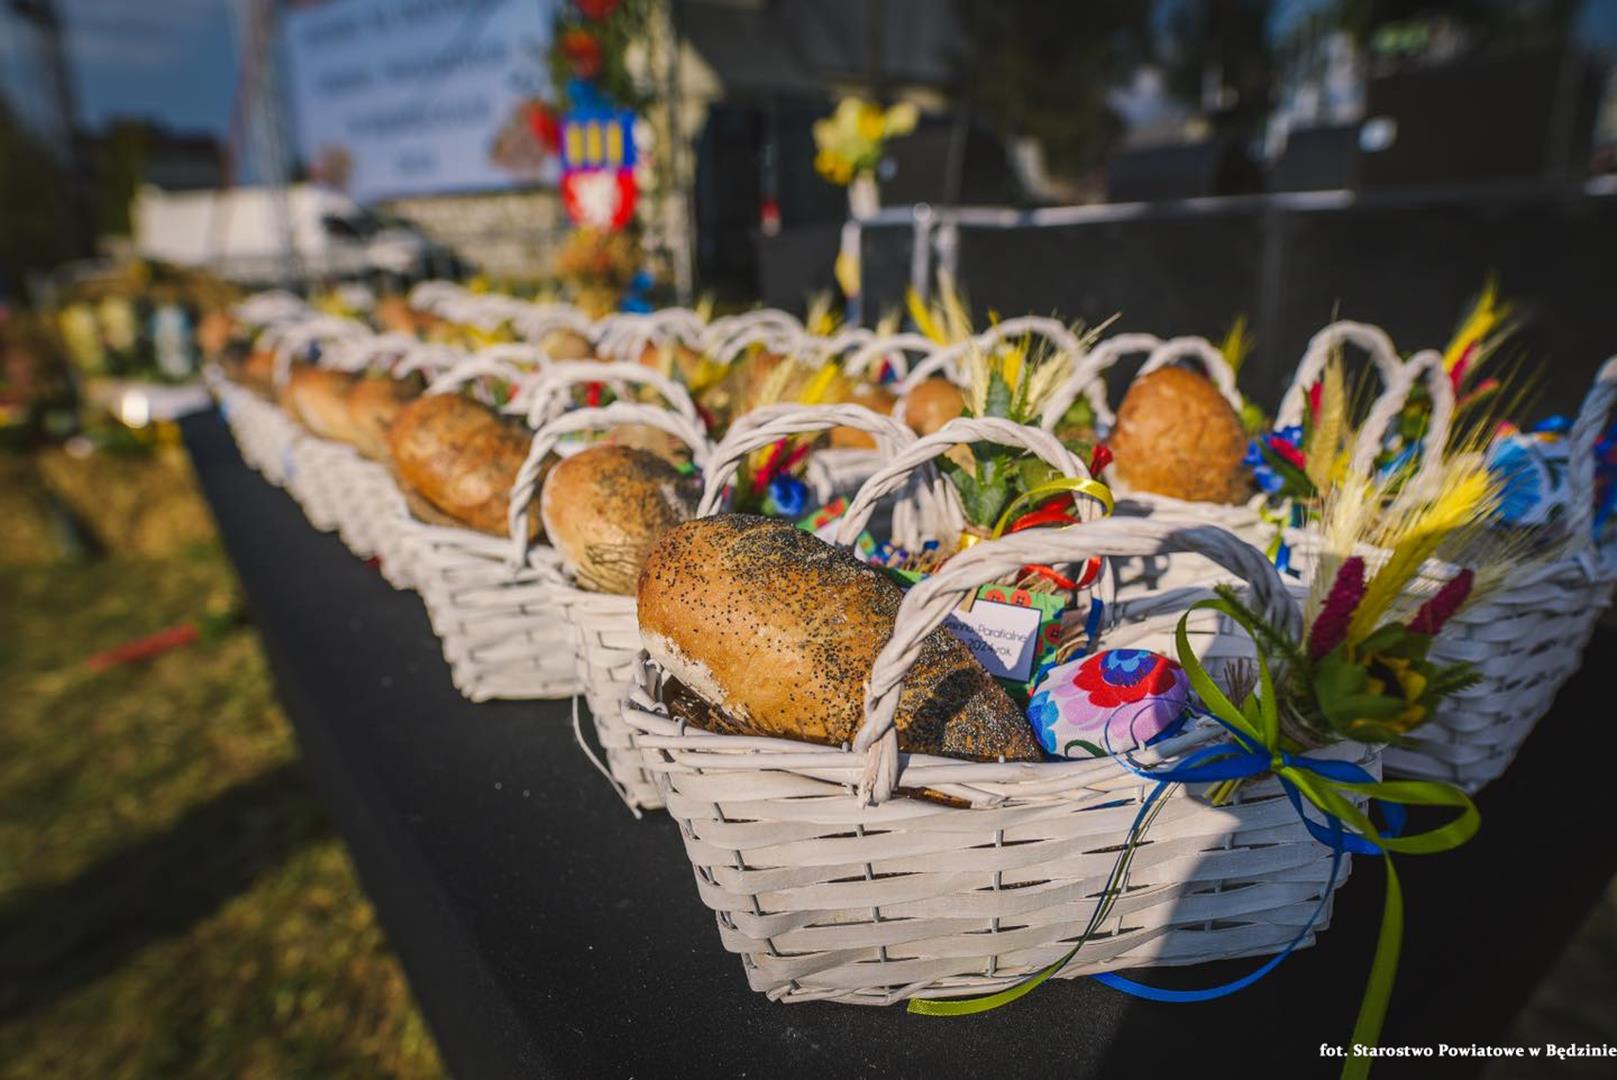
{"left": 636, "top": 515, "right": 1041, "bottom": 761}
{"left": 387, "top": 393, "right": 546, "bottom": 539}
{"left": 540, "top": 444, "right": 698, "bottom": 594}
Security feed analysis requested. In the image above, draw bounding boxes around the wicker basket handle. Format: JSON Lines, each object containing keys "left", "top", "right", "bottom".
{"left": 406, "top": 280, "right": 459, "bottom": 311}
{"left": 1346, "top": 348, "right": 1453, "bottom": 483}
{"left": 599, "top": 310, "right": 706, "bottom": 363}
{"left": 1036, "top": 332, "right": 1162, "bottom": 433}
{"left": 697, "top": 404, "right": 917, "bottom": 517}
{"left": 392, "top": 343, "right": 471, "bottom": 381}
{"left": 521, "top": 360, "right": 699, "bottom": 427}
{"left": 1275, "top": 321, "right": 1404, "bottom": 430}
{"left": 834, "top": 416, "right": 1094, "bottom": 549}
{"left": 506, "top": 400, "right": 714, "bottom": 566}
{"left": 1562, "top": 355, "right": 1617, "bottom": 553}
{"left": 1136, "top": 336, "right": 1244, "bottom": 414}
{"left": 702, "top": 309, "right": 802, "bottom": 352}
{"left": 343, "top": 333, "right": 420, "bottom": 374}
{"left": 708, "top": 321, "right": 805, "bottom": 367}
{"left": 234, "top": 290, "right": 308, "bottom": 326}
{"left": 511, "top": 306, "right": 598, "bottom": 348}
{"left": 422, "top": 355, "right": 528, "bottom": 398}
{"left": 847, "top": 334, "right": 944, "bottom": 390}
{"left": 267, "top": 317, "right": 369, "bottom": 388}
{"left": 854, "top": 518, "right": 1299, "bottom": 803}
{"left": 799, "top": 326, "right": 875, "bottom": 371}
{"left": 909, "top": 316, "right": 1086, "bottom": 395}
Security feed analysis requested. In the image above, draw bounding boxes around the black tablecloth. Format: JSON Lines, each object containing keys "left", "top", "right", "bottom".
{"left": 183, "top": 409, "right": 1616, "bottom": 1079}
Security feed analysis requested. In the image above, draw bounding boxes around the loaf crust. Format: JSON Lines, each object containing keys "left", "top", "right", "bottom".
{"left": 637, "top": 515, "right": 1040, "bottom": 761}
{"left": 540, "top": 444, "right": 697, "bottom": 595}
{"left": 1108, "top": 367, "right": 1251, "bottom": 505}
{"left": 387, "top": 394, "right": 545, "bottom": 538}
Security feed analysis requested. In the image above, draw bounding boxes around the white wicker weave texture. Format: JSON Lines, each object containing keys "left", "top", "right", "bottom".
{"left": 625, "top": 512, "right": 1372, "bottom": 1004}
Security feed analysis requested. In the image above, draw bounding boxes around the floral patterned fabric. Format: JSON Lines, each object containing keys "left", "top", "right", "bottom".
{"left": 1028, "top": 648, "right": 1190, "bottom": 760}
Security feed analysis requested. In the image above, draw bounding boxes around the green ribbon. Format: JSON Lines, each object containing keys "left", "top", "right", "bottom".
{"left": 1175, "top": 596, "right": 1478, "bottom": 1080}
{"left": 908, "top": 595, "right": 1480, "bottom": 1080}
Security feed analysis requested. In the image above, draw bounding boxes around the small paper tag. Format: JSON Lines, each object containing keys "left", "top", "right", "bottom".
{"left": 885, "top": 574, "right": 1068, "bottom": 697}
{"left": 944, "top": 599, "right": 1046, "bottom": 682}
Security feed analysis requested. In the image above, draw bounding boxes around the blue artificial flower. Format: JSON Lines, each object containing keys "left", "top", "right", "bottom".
{"left": 1244, "top": 425, "right": 1303, "bottom": 495}
{"left": 764, "top": 474, "right": 808, "bottom": 518}
{"left": 1595, "top": 420, "right": 1617, "bottom": 531}
{"left": 1486, "top": 436, "right": 1550, "bottom": 526}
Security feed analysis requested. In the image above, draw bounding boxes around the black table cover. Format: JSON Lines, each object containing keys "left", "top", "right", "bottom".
{"left": 183, "top": 409, "right": 1616, "bottom": 1079}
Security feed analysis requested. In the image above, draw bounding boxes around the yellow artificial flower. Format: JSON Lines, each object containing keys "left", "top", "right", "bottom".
{"left": 1361, "top": 653, "right": 1430, "bottom": 735}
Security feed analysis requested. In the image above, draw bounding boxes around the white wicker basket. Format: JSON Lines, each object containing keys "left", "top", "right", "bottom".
{"left": 377, "top": 357, "right": 580, "bottom": 701}
{"left": 505, "top": 397, "right": 715, "bottom": 812}
{"left": 624, "top": 517, "right": 1372, "bottom": 1004}
{"left": 212, "top": 373, "right": 304, "bottom": 487}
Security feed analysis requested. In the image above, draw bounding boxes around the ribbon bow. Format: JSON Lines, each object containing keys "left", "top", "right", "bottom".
{"left": 911, "top": 595, "right": 1479, "bottom": 1080}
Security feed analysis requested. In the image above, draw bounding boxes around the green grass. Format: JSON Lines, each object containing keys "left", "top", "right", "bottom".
{"left": 0, "top": 448, "right": 444, "bottom": 1079}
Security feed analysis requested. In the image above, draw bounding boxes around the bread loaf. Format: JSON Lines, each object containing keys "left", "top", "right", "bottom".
{"left": 387, "top": 394, "right": 546, "bottom": 538}
{"left": 373, "top": 295, "right": 420, "bottom": 336}
{"left": 286, "top": 368, "right": 364, "bottom": 444}
{"left": 828, "top": 384, "right": 898, "bottom": 449}
{"left": 541, "top": 328, "right": 594, "bottom": 360}
{"left": 1108, "top": 366, "right": 1251, "bottom": 504}
{"left": 637, "top": 515, "right": 1040, "bottom": 761}
{"left": 541, "top": 444, "right": 698, "bottom": 594}
{"left": 903, "top": 377, "right": 966, "bottom": 436}
{"left": 237, "top": 348, "right": 277, "bottom": 397}
{"left": 345, "top": 375, "right": 420, "bottom": 461}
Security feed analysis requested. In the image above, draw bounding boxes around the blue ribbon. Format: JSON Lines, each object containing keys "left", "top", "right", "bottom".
{"left": 1090, "top": 717, "right": 1402, "bottom": 1003}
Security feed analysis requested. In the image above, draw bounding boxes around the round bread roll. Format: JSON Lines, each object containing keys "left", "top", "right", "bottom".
{"left": 237, "top": 348, "right": 277, "bottom": 397}
{"left": 903, "top": 377, "right": 966, "bottom": 436}
{"left": 286, "top": 368, "right": 364, "bottom": 444}
{"left": 345, "top": 375, "right": 420, "bottom": 462}
{"left": 637, "top": 340, "right": 706, "bottom": 385}
{"left": 604, "top": 422, "right": 692, "bottom": 465}
{"left": 196, "top": 309, "right": 235, "bottom": 359}
{"left": 373, "top": 296, "right": 421, "bottom": 336}
{"left": 541, "top": 444, "right": 698, "bottom": 595}
{"left": 387, "top": 394, "right": 546, "bottom": 538}
{"left": 637, "top": 515, "right": 1040, "bottom": 761}
{"left": 828, "top": 383, "right": 898, "bottom": 450}
{"left": 1108, "top": 366, "right": 1251, "bottom": 504}
{"left": 541, "top": 328, "right": 594, "bottom": 360}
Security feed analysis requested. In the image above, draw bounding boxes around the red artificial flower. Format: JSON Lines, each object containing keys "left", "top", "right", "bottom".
{"left": 1307, "top": 379, "right": 1322, "bottom": 423}
{"left": 1308, "top": 556, "right": 1366, "bottom": 660}
{"left": 1267, "top": 432, "right": 1307, "bottom": 471}
{"left": 1088, "top": 442, "right": 1113, "bottom": 476}
{"left": 1409, "top": 568, "right": 1474, "bottom": 637}
{"left": 562, "top": 28, "right": 603, "bottom": 78}
{"left": 1449, "top": 342, "right": 1478, "bottom": 390}
{"left": 577, "top": 0, "right": 619, "bottom": 20}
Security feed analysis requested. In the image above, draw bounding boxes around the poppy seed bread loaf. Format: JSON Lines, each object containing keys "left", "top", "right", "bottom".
{"left": 541, "top": 444, "right": 698, "bottom": 594}
{"left": 637, "top": 515, "right": 1040, "bottom": 761}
